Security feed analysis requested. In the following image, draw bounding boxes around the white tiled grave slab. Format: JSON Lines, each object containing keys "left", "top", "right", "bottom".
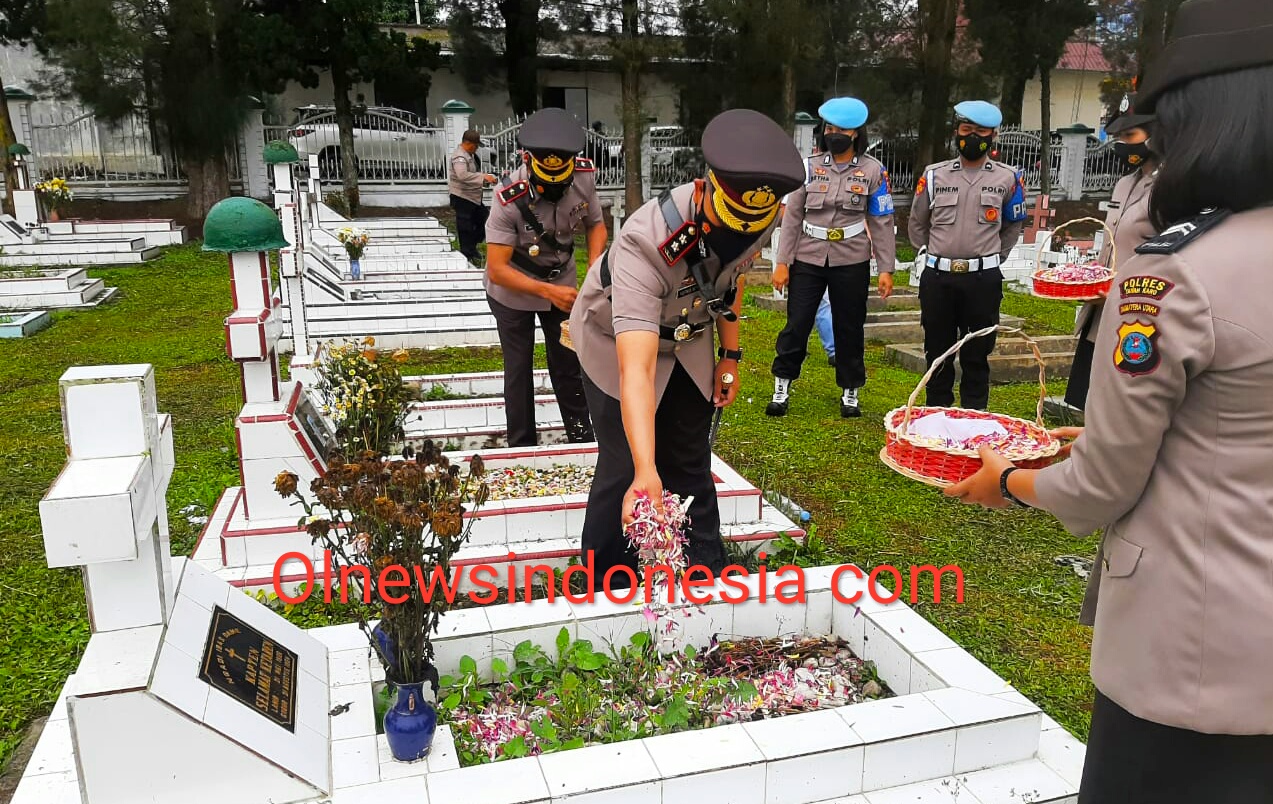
{"left": 14, "top": 560, "right": 1084, "bottom": 804}
{"left": 196, "top": 441, "right": 805, "bottom": 593}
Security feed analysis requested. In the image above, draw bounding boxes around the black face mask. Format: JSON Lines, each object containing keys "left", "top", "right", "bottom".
{"left": 536, "top": 181, "right": 572, "bottom": 203}
{"left": 697, "top": 212, "right": 759, "bottom": 266}
{"left": 1112, "top": 141, "right": 1152, "bottom": 172}
{"left": 824, "top": 133, "right": 853, "bottom": 155}
{"left": 956, "top": 132, "right": 992, "bottom": 162}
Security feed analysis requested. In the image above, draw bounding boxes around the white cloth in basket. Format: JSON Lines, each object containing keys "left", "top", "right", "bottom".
{"left": 909, "top": 412, "right": 1008, "bottom": 442}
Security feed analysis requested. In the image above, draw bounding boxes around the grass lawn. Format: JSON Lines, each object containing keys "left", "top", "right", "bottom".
{"left": 0, "top": 242, "right": 1096, "bottom": 772}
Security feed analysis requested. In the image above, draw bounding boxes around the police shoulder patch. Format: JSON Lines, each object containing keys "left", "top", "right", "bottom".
{"left": 1114, "top": 319, "right": 1160, "bottom": 376}
{"left": 1119, "top": 275, "right": 1175, "bottom": 301}
{"left": 659, "top": 221, "right": 700, "bottom": 266}
{"left": 498, "top": 181, "right": 529, "bottom": 205}
{"left": 1135, "top": 208, "right": 1231, "bottom": 255}
{"left": 574, "top": 156, "right": 595, "bottom": 172}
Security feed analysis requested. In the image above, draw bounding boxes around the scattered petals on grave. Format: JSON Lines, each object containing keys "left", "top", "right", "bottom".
{"left": 439, "top": 630, "right": 889, "bottom": 765}
{"left": 483, "top": 464, "right": 596, "bottom": 500}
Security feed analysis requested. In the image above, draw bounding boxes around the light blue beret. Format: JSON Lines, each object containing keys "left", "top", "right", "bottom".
{"left": 954, "top": 100, "right": 1003, "bottom": 128}
{"left": 818, "top": 97, "right": 869, "bottom": 130}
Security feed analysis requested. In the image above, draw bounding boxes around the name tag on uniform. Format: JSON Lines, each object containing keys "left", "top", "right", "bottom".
{"left": 677, "top": 277, "right": 700, "bottom": 298}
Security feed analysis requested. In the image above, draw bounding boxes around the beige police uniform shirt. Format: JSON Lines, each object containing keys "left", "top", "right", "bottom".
{"left": 449, "top": 146, "right": 485, "bottom": 205}
{"left": 570, "top": 182, "right": 765, "bottom": 404}
{"left": 484, "top": 164, "right": 603, "bottom": 312}
{"left": 775, "top": 153, "right": 897, "bottom": 270}
{"left": 907, "top": 158, "right": 1027, "bottom": 261}
{"left": 1034, "top": 206, "right": 1273, "bottom": 735}
{"left": 1075, "top": 168, "right": 1157, "bottom": 343}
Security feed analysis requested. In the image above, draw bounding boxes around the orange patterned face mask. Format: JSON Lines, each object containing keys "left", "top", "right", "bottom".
{"left": 707, "top": 170, "right": 779, "bottom": 233}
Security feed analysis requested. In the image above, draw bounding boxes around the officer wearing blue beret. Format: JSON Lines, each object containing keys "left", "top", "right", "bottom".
{"left": 907, "top": 100, "right": 1027, "bottom": 410}
{"left": 768, "top": 96, "right": 896, "bottom": 418}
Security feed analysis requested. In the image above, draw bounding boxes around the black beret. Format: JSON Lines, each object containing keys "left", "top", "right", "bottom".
{"left": 1137, "top": 0, "right": 1273, "bottom": 113}
{"left": 702, "top": 109, "right": 805, "bottom": 202}
{"left": 517, "top": 108, "right": 585, "bottom": 157}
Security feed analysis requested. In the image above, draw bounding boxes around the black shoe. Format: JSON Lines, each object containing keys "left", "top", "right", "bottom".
{"left": 827, "top": 355, "right": 836, "bottom": 367}
{"left": 841, "top": 388, "right": 861, "bottom": 418}
{"left": 766, "top": 399, "right": 789, "bottom": 416}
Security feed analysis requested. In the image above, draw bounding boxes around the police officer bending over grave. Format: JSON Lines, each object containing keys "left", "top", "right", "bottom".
{"left": 485, "top": 108, "right": 608, "bottom": 447}
{"left": 908, "top": 100, "right": 1026, "bottom": 410}
{"left": 568, "top": 109, "right": 805, "bottom": 590}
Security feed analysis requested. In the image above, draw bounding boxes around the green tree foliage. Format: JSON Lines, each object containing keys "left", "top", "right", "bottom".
{"left": 446, "top": 0, "right": 543, "bottom": 117}
{"left": 251, "top": 0, "right": 441, "bottom": 214}
{"left": 0, "top": 0, "right": 46, "bottom": 213}
{"left": 1094, "top": 0, "right": 1185, "bottom": 86}
{"left": 40, "top": 0, "right": 267, "bottom": 220}
{"left": 965, "top": 0, "right": 1095, "bottom": 128}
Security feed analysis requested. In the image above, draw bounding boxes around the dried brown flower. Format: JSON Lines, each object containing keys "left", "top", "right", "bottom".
{"left": 306, "top": 517, "right": 332, "bottom": 538}
{"left": 392, "top": 348, "right": 410, "bottom": 363}
{"left": 274, "top": 471, "right": 299, "bottom": 497}
{"left": 431, "top": 500, "right": 463, "bottom": 539}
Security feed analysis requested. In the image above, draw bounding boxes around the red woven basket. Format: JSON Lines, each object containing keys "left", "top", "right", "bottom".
{"left": 1030, "top": 217, "right": 1116, "bottom": 302}
{"left": 880, "top": 325, "right": 1062, "bottom": 487}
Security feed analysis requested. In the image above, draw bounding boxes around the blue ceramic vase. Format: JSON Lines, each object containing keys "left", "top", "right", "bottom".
{"left": 383, "top": 681, "right": 437, "bottom": 762}
{"left": 350, "top": 258, "right": 361, "bottom": 280}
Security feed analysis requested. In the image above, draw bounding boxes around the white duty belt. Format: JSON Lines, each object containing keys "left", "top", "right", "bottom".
{"left": 802, "top": 220, "right": 866, "bottom": 242}
{"left": 925, "top": 253, "right": 1001, "bottom": 273}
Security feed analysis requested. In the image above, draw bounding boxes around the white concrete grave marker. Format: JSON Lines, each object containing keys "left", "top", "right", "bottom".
{"left": 36, "top": 363, "right": 333, "bottom": 803}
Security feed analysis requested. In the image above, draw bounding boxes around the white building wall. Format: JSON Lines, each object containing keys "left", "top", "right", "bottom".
{"left": 1021, "top": 69, "right": 1107, "bottom": 133}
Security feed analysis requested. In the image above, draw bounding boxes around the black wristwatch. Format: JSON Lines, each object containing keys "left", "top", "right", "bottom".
{"left": 717, "top": 347, "right": 743, "bottom": 362}
{"left": 1000, "top": 467, "right": 1030, "bottom": 508}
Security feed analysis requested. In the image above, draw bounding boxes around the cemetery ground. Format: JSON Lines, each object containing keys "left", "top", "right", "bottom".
{"left": 0, "top": 240, "right": 1097, "bottom": 779}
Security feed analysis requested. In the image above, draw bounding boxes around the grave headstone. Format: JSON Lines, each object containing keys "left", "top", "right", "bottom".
{"left": 37, "top": 363, "right": 333, "bottom": 803}
{"left": 1024, "top": 194, "right": 1056, "bottom": 245}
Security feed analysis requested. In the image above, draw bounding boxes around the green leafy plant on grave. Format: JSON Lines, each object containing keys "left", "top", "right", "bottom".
{"left": 436, "top": 626, "right": 887, "bottom": 766}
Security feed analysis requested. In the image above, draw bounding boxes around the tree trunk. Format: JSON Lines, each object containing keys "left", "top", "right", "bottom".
{"left": 780, "top": 60, "right": 797, "bottom": 136}
{"left": 1039, "top": 65, "right": 1052, "bottom": 196}
{"left": 999, "top": 67, "right": 1032, "bottom": 127}
{"left": 620, "top": 0, "right": 644, "bottom": 215}
{"left": 500, "top": 0, "right": 540, "bottom": 116}
{"left": 0, "top": 65, "right": 18, "bottom": 217}
{"left": 184, "top": 153, "right": 231, "bottom": 226}
{"left": 915, "top": 0, "right": 959, "bottom": 171}
{"left": 331, "top": 67, "right": 360, "bottom": 216}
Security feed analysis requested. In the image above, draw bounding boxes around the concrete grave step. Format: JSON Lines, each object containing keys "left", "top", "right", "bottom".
{"left": 885, "top": 335, "right": 1079, "bottom": 383}
{"left": 0, "top": 247, "right": 161, "bottom": 267}
{"left": 752, "top": 290, "right": 921, "bottom": 314}
{"left": 864, "top": 312, "right": 1024, "bottom": 344}
{"left": 406, "top": 369, "right": 552, "bottom": 399}
{"left": 0, "top": 267, "right": 88, "bottom": 294}
{"left": 0, "top": 280, "right": 117, "bottom": 310}
{"left": 294, "top": 298, "right": 494, "bottom": 319}
{"left": 0, "top": 310, "right": 51, "bottom": 337}
{"left": 5, "top": 236, "right": 148, "bottom": 255}
{"left": 45, "top": 219, "right": 188, "bottom": 247}
{"left": 404, "top": 393, "right": 563, "bottom": 447}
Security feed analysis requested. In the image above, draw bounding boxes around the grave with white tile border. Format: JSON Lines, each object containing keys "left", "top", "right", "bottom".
{"left": 15, "top": 356, "right": 1086, "bottom": 803}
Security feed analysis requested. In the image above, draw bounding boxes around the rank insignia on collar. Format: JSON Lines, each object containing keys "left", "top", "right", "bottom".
{"left": 1114, "top": 320, "right": 1160, "bottom": 376}
{"left": 1119, "top": 275, "right": 1175, "bottom": 300}
{"left": 574, "top": 156, "right": 595, "bottom": 172}
{"left": 1136, "top": 208, "right": 1231, "bottom": 255}
{"left": 659, "top": 221, "right": 700, "bottom": 266}
{"left": 498, "top": 181, "right": 529, "bottom": 205}
{"left": 852, "top": 169, "right": 866, "bottom": 178}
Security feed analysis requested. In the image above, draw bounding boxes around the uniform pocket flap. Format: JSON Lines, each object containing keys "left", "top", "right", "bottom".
{"left": 1102, "top": 533, "right": 1144, "bottom": 578}
{"left": 980, "top": 191, "right": 1001, "bottom": 208}
{"left": 804, "top": 190, "right": 827, "bottom": 209}
{"left": 932, "top": 191, "right": 959, "bottom": 207}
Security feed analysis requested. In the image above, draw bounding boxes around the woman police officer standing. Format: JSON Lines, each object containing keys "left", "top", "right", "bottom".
{"left": 767, "top": 97, "right": 896, "bottom": 418}
{"left": 1063, "top": 93, "right": 1158, "bottom": 412}
{"left": 947, "top": 1, "right": 1273, "bottom": 799}
{"left": 569, "top": 109, "right": 805, "bottom": 589}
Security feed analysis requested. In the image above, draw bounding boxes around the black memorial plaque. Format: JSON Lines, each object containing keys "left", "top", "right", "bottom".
{"left": 198, "top": 605, "right": 299, "bottom": 732}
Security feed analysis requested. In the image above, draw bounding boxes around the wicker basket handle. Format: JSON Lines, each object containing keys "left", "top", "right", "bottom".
{"left": 1033, "top": 216, "right": 1118, "bottom": 276}
{"left": 902, "top": 324, "right": 1048, "bottom": 431}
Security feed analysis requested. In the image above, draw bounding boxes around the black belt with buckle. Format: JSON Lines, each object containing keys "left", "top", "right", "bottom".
{"left": 511, "top": 251, "right": 570, "bottom": 281}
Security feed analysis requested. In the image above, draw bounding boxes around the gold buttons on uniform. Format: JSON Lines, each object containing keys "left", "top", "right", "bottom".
{"left": 529, "top": 244, "right": 540, "bottom": 257}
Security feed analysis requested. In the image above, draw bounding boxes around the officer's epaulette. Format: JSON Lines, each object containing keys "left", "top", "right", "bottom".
{"left": 497, "top": 181, "right": 529, "bottom": 206}
{"left": 659, "top": 221, "right": 700, "bottom": 266}
{"left": 1135, "top": 208, "right": 1231, "bottom": 255}
{"left": 574, "top": 156, "right": 595, "bottom": 172}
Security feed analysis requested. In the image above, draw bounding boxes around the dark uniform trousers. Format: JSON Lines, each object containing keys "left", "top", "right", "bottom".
{"left": 450, "top": 194, "right": 488, "bottom": 263}
{"left": 918, "top": 266, "right": 1003, "bottom": 410}
{"left": 1064, "top": 315, "right": 1096, "bottom": 410}
{"left": 579, "top": 362, "right": 726, "bottom": 592}
{"left": 1079, "top": 689, "right": 1273, "bottom": 803}
{"left": 487, "top": 295, "right": 594, "bottom": 447}
{"left": 772, "top": 259, "right": 871, "bottom": 389}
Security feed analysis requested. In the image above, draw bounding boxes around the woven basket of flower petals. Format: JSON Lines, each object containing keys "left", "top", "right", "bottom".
{"left": 880, "top": 325, "right": 1062, "bottom": 488}
{"left": 1030, "top": 216, "right": 1117, "bottom": 301}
